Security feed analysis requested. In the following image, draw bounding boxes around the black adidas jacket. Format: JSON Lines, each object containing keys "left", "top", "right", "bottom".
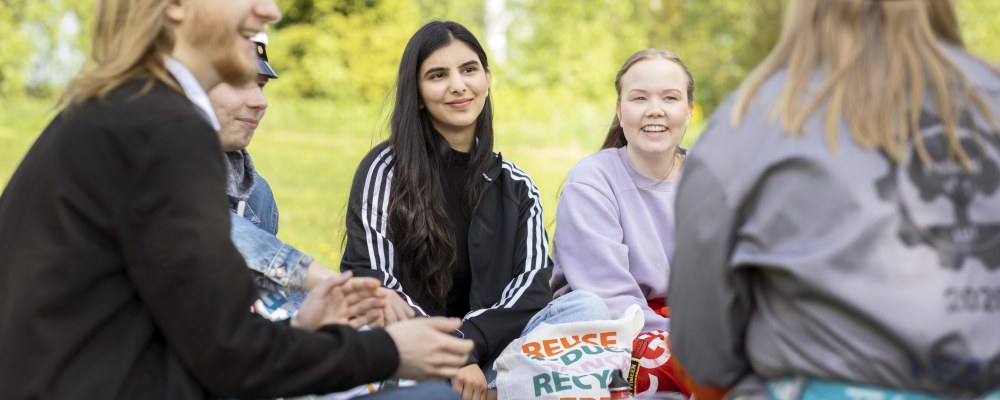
{"left": 341, "top": 143, "right": 554, "bottom": 366}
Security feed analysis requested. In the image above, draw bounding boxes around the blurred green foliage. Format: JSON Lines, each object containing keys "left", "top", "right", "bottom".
{"left": 3, "top": 0, "right": 1000, "bottom": 267}
{"left": 4, "top": 0, "right": 1000, "bottom": 113}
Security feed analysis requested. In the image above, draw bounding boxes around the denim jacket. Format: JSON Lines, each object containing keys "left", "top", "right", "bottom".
{"left": 229, "top": 170, "right": 310, "bottom": 319}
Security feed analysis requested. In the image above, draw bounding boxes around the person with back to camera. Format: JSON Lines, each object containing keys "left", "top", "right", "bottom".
{"left": 0, "top": 0, "right": 472, "bottom": 398}
{"left": 669, "top": 0, "right": 1000, "bottom": 399}
{"left": 550, "top": 48, "right": 694, "bottom": 396}
{"left": 339, "top": 20, "right": 611, "bottom": 400}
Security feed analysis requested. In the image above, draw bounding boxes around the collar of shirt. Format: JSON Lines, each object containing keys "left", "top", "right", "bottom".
{"left": 164, "top": 56, "right": 221, "bottom": 131}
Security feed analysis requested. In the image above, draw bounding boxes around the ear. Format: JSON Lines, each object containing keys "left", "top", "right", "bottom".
{"left": 615, "top": 102, "right": 621, "bottom": 122}
{"left": 165, "top": 0, "right": 186, "bottom": 23}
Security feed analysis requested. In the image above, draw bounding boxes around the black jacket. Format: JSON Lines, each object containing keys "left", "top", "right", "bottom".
{"left": 341, "top": 143, "right": 554, "bottom": 366}
{"left": 0, "top": 80, "right": 398, "bottom": 399}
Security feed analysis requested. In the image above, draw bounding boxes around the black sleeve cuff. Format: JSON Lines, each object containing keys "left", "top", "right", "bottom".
{"left": 459, "top": 320, "right": 488, "bottom": 366}
{"left": 318, "top": 325, "right": 401, "bottom": 382}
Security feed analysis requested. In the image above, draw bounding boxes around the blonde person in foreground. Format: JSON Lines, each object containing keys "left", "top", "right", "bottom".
{"left": 0, "top": 0, "right": 471, "bottom": 398}
{"left": 669, "top": 0, "right": 1000, "bottom": 399}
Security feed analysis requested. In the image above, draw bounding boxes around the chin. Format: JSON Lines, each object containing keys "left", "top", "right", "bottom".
{"left": 216, "top": 53, "right": 257, "bottom": 86}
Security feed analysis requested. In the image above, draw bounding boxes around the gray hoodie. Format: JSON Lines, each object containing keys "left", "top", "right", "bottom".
{"left": 669, "top": 46, "right": 1000, "bottom": 398}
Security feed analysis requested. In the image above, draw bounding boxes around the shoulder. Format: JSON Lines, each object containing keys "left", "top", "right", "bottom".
{"left": 59, "top": 79, "right": 216, "bottom": 153}
{"left": 564, "top": 148, "right": 624, "bottom": 190}
{"left": 496, "top": 156, "right": 542, "bottom": 201}
{"left": 355, "top": 142, "right": 395, "bottom": 174}
{"left": 942, "top": 44, "right": 1000, "bottom": 93}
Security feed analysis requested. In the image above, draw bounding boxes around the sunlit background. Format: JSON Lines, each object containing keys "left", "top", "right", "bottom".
{"left": 2, "top": 0, "right": 999, "bottom": 268}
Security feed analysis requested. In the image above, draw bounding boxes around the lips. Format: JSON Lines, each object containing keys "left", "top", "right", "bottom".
{"left": 446, "top": 98, "right": 474, "bottom": 109}
{"left": 640, "top": 124, "right": 668, "bottom": 133}
{"left": 237, "top": 118, "right": 259, "bottom": 128}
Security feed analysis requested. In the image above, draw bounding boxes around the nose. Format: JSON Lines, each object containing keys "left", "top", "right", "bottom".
{"left": 646, "top": 100, "right": 666, "bottom": 118}
{"left": 254, "top": 0, "right": 282, "bottom": 24}
{"left": 448, "top": 73, "right": 468, "bottom": 95}
{"left": 247, "top": 85, "right": 268, "bottom": 111}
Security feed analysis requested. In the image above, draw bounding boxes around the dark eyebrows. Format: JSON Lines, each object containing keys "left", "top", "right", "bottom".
{"left": 422, "top": 60, "right": 481, "bottom": 78}
{"left": 423, "top": 67, "right": 447, "bottom": 77}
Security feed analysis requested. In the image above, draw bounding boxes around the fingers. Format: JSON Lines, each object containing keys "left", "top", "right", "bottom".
{"left": 384, "top": 301, "right": 399, "bottom": 324}
{"left": 463, "top": 384, "right": 477, "bottom": 400}
{"left": 430, "top": 366, "right": 462, "bottom": 380}
{"left": 346, "top": 297, "right": 386, "bottom": 318}
{"left": 349, "top": 308, "right": 383, "bottom": 329}
{"left": 451, "top": 376, "right": 464, "bottom": 395}
{"left": 310, "top": 271, "right": 354, "bottom": 298}
{"left": 423, "top": 316, "right": 463, "bottom": 332}
{"left": 391, "top": 299, "right": 414, "bottom": 322}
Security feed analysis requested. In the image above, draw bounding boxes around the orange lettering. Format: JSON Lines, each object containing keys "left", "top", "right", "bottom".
{"left": 523, "top": 342, "right": 544, "bottom": 358}
{"left": 559, "top": 335, "right": 582, "bottom": 350}
{"left": 600, "top": 332, "right": 616, "bottom": 347}
{"left": 543, "top": 339, "right": 562, "bottom": 356}
{"left": 582, "top": 333, "right": 598, "bottom": 345}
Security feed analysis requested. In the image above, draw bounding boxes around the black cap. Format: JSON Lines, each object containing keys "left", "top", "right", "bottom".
{"left": 251, "top": 32, "right": 278, "bottom": 79}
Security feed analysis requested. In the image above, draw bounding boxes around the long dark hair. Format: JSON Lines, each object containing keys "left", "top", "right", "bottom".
{"left": 388, "top": 21, "right": 495, "bottom": 305}
{"left": 602, "top": 49, "right": 696, "bottom": 149}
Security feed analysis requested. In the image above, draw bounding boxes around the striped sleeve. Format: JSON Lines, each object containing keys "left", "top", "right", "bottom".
{"left": 458, "top": 160, "right": 554, "bottom": 365}
{"left": 340, "top": 146, "right": 428, "bottom": 316}
{"left": 464, "top": 160, "right": 550, "bottom": 319}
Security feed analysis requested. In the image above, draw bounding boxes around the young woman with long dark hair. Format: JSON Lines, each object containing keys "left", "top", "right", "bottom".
{"left": 340, "top": 21, "right": 608, "bottom": 400}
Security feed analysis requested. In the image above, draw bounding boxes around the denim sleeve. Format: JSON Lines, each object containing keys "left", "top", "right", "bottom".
{"left": 230, "top": 212, "right": 311, "bottom": 292}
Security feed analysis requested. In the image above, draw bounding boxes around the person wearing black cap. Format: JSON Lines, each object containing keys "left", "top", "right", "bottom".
{"left": 208, "top": 32, "right": 340, "bottom": 320}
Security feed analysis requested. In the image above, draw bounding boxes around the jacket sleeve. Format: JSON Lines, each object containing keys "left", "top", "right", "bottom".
{"left": 339, "top": 146, "right": 430, "bottom": 316}
{"left": 552, "top": 180, "right": 669, "bottom": 330}
{"left": 116, "top": 119, "right": 399, "bottom": 397}
{"left": 668, "top": 152, "right": 754, "bottom": 388}
{"left": 230, "top": 212, "right": 311, "bottom": 293}
{"left": 459, "top": 162, "right": 553, "bottom": 366}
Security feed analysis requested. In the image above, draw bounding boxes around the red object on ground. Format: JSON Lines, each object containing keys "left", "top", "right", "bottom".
{"left": 627, "top": 299, "right": 690, "bottom": 397}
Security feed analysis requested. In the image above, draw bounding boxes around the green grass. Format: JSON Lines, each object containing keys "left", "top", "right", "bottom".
{"left": 0, "top": 95, "right": 703, "bottom": 269}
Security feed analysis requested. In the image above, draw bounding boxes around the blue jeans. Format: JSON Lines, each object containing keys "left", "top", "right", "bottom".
{"left": 483, "top": 290, "right": 611, "bottom": 384}
{"left": 356, "top": 382, "right": 459, "bottom": 399}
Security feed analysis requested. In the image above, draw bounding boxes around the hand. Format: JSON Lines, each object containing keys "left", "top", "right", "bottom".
{"left": 380, "top": 287, "right": 416, "bottom": 325}
{"left": 452, "top": 364, "right": 488, "bottom": 400}
{"left": 302, "top": 260, "right": 337, "bottom": 291}
{"left": 291, "top": 271, "right": 386, "bottom": 331}
{"left": 386, "top": 317, "right": 474, "bottom": 380}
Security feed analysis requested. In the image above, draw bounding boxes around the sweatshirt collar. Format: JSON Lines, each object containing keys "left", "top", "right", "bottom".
{"left": 164, "top": 57, "right": 221, "bottom": 131}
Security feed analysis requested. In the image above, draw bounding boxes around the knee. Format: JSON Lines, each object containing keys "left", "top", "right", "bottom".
{"left": 558, "top": 290, "right": 611, "bottom": 320}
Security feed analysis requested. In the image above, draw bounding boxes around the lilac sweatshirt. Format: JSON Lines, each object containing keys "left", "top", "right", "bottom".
{"left": 551, "top": 146, "right": 678, "bottom": 332}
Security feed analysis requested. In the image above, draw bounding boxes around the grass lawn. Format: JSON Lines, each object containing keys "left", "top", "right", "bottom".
{"left": 0, "top": 95, "right": 702, "bottom": 269}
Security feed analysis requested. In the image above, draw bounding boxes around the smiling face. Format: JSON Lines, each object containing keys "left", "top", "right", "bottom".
{"left": 169, "top": 0, "right": 280, "bottom": 88}
{"left": 417, "top": 40, "right": 491, "bottom": 148}
{"left": 617, "top": 58, "right": 692, "bottom": 164}
{"left": 210, "top": 75, "right": 269, "bottom": 152}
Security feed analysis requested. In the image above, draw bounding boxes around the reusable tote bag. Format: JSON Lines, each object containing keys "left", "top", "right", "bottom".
{"left": 494, "top": 305, "right": 644, "bottom": 400}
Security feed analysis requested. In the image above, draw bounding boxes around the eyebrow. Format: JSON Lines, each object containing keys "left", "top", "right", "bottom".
{"left": 423, "top": 60, "right": 481, "bottom": 77}
{"left": 626, "top": 87, "right": 682, "bottom": 95}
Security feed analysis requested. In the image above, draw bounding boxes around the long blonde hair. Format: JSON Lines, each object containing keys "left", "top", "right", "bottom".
{"left": 731, "top": 0, "right": 996, "bottom": 168}
{"left": 58, "top": 0, "right": 179, "bottom": 108}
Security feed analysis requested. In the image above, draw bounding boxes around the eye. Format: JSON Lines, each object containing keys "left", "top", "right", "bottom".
{"left": 463, "top": 66, "right": 479, "bottom": 74}
{"left": 430, "top": 72, "right": 446, "bottom": 80}
{"left": 631, "top": 96, "right": 646, "bottom": 102}
{"left": 665, "top": 96, "right": 678, "bottom": 101}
